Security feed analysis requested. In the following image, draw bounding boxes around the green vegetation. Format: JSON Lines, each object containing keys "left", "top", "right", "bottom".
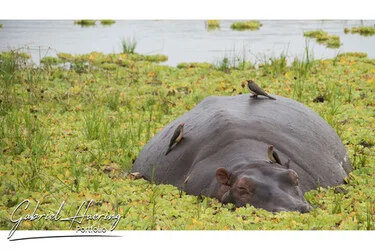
{"left": 304, "top": 30, "right": 328, "bottom": 39}
{"left": 337, "top": 52, "right": 367, "bottom": 58}
{"left": 144, "top": 54, "right": 168, "bottom": 63}
{"left": 304, "top": 30, "right": 341, "bottom": 48}
{"left": 290, "top": 44, "right": 314, "bottom": 100}
{"left": 258, "top": 52, "right": 288, "bottom": 77}
{"left": 0, "top": 24, "right": 3, "bottom": 28}
{"left": 121, "top": 37, "right": 137, "bottom": 54}
{"left": 206, "top": 20, "right": 220, "bottom": 31}
{"left": 74, "top": 20, "right": 96, "bottom": 26}
{"left": 177, "top": 62, "right": 213, "bottom": 69}
{"left": 0, "top": 47, "right": 374, "bottom": 231}
{"left": 325, "top": 35, "right": 341, "bottom": 48}
{"left": 344, "top": 26, "right": 375, "bottom": 36}
{"left": 100, "top": 19, "right": 116, "bottom": 26}
{"left": 230, "top": 20, "right": 262, "bottom": 31}
{"left": 212, "top": 46, "right": 254, "bottom": 73}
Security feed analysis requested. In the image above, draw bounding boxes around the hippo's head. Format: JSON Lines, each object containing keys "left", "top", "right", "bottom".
{"left": 215, "top": 164, "right": 312, "bottom": 213}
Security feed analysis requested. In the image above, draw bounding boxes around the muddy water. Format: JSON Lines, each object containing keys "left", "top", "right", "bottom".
{"left": 0, "top": 20, "right": 374, "bottom": 66}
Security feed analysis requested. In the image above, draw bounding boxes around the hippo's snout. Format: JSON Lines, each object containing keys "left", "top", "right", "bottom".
{"left": 299, "top": 203, "right": 313, "bottom": 213}
{"left": 285, "top": 202, "right": 312, "bottom": 213}
{"left": 271, "top": 202, "right": 312, "bottom": 213}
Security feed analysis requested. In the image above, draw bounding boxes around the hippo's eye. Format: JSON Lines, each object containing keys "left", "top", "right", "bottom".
{"left": 237, "top": 186, "right": 249, "bottom": 193}
{"left": 236, "top": 178, "right": 253, "bottom": 193}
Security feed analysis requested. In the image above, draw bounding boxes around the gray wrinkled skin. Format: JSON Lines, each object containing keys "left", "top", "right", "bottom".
{"left": 132, "top": 95, "right": 351, "bottom": 212}
{"left": 217, "top": 163, "right": 312, "bottom": 213}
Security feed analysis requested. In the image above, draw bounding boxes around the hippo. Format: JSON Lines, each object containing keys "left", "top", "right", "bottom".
{"left": 132, "top": 95, "right": 352, "bottom": 213}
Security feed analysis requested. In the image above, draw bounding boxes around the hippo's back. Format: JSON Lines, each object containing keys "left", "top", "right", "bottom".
{"left": 132, "top": 95, "right": 351, "bottom": 192}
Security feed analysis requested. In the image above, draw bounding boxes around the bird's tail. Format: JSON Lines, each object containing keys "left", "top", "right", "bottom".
{"left": 165, "top": 147, "right": 171, "bottom": 155}
{"left": 267, "top": 94, "right": 276, "bottom": 100}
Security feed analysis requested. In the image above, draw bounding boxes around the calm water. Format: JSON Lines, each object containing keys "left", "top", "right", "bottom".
{"left": 1, "top": 20, "right": 375, "bottom": 66}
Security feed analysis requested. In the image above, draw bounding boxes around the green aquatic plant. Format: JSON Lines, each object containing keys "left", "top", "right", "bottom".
{"left": 304, "top": 30, "right": 328, "bottom": 39}
{"left": 144, "top": 54, "right": 168, "bottom": 63}
{"left": 0, "top": 51, "right": 29, "bottom": 83}
{"left": 56, "top": 52, "right": 74, "bottom": 62}
{"left": 101, "top": 63, "right": 118, "bottom": 70}
{"left": 100, "top": 19, "right": 116, "bottom": 26}
{"left": 121, "top": 37, "right": 137, "bottom": 54}
{"left": 0, "top": 24, "right": 3, "bottom": 28}
{"left": 344, "top": 26, "right": 375, "bottom": 36}
{"left": 106, "top": 91, "right": 121, "bottom": 111}
{"left": 0, "top": 50, "right": 32, "bottom": 114}
{"left": 214, "top": 56, "right": 231, "bottom": 72}
{"left": 205, "top": 20, "right": 220, "bottom": 31}
{"left": 177, "top": 62, "right": 213, "bottom": 69}
{"left": 213, "top": 45, "right": 252, "bottom": 72}
{"left": 74, "top": 20, "right": 96, "bottom": 26}
{"left": 40, "top": 56, "right": 62, "bottom": 69}
{"left": 290, "top": 42, "right": 314, "bottom": 100}
{"left": 230, "top": 20, "right": 262, "bottom": 31}
{"left": 337, "top": 52, "right": 367, "bottom": 58}
{"left": 83, "top": 109, "right": 108, "bottom": 140}
{"left": 304, "top": 30, "right": 341, "bottom": 48}
{"left": 326, "top": 35, "right": 341, "bottom": 48}
{"left": 258, "top": 52, "right": 288, "bottom": 77}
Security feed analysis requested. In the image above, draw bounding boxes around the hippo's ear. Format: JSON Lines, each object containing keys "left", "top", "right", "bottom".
{"left": 287, "top": 170, "right": 299, "bottom": 186}
{"left": 216, "top": 168, "right": 231, "bottom": 186}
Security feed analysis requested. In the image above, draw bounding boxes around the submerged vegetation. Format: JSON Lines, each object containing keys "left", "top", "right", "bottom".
{"left": 100, "top": 19, "right": 116, "bottom": 26}
{"left": 74, "top": 20, "right": 96, "bottom": 26}
{"left": 344, "top": 26, "right": 375, "bottom": 36}
{"left": 0, "top": 45, "right": 374, "bottom": 231}
{"left": 230, "top": 20, "right": 262, "bottom": 31}
{"left": 303, "top": 30, "right": 341, "bottom": 48}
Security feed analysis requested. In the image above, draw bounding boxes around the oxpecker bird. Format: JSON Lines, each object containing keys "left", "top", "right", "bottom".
{"left": 268, "top": 145, "right": 282, "bottom": 165}
{"left": 247, "top": 80, "right": 276, "bottom": 100}
{"left": 165, "top": 123, "right": 185, "bottom": 155}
